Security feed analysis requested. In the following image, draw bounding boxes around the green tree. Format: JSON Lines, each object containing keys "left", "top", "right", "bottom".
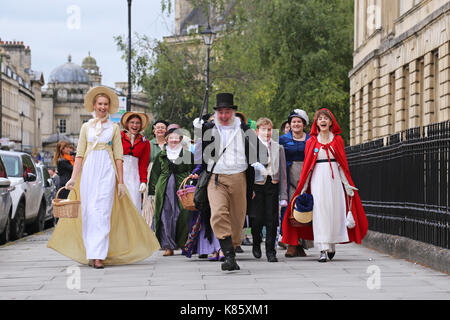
{"left": 115, "top": 34, "right": 206, "bottom": 131}
{"left": 120, "top": 0, "right": 354, "bottom": 141}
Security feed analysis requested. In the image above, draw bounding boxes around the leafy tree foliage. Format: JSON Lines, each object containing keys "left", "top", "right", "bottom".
{"left": 120, "top": 0, "right": 354, "bottom": 141}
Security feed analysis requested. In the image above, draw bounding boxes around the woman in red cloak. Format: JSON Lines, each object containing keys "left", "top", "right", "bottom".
{"left": 281, "top": 108, "right": 368, "bottom": 262}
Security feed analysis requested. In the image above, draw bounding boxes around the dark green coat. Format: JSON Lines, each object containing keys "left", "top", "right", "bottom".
{"left": 148, "top": 149, "right": 194, "bottom": 248}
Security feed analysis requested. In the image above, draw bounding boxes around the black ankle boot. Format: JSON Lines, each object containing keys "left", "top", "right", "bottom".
{"left": 252, "top": 243, "right": 262, "bottom": 259}
{"left": 219, "top": 237, "right": 240, "bottom": 271}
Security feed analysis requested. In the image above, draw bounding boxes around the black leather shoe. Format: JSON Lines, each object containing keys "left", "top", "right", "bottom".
{"left": 318, "top": 251, "right": 327, "bottom": 263}
{"left": 235, "top": 245, "right": 244, "bottom": 253}
{"left": 219, "top": 236, "right": 240, "bottom": 271}
{"left": 267, "top": 252, "right": 278, "bottom": 262}
{"left": 221, "top": 255, "right": 241, "bottom": 271}
{"left": 252, "top": 244, "right": 262, "bottom": 259}
{"left": 327, "top": 251, "right": 335, "bottom": 260}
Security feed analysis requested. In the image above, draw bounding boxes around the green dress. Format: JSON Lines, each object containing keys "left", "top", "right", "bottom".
{"left": 149, "top": 138, "right": 165, "bottom": 163}
{"left": 148, "top": 148, "right": 194, "bottom": 249}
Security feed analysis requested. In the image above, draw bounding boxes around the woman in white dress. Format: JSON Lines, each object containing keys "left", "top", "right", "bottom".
{"left": 120, "top": 111, "right": 150, "bottom": 213}
{"left": 283, "top": 108, "right": 368, "bottom": 263}
{"left": 47, "top": 86, "right": 160, "bottom": 269}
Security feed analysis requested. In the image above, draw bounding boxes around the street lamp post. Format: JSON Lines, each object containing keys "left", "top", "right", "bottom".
{"left": 127, "top": 0, "right": 132, "bottom": 112}
{"left": 201, "top": 23, "right": 216, "bottom": 115}
{"left": 19, "top": 111, "right": 25, "bottom": 152}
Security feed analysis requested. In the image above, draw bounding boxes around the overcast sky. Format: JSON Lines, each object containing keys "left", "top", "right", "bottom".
{"left": 0, "top": 0, "right": 175, "bottom": 88}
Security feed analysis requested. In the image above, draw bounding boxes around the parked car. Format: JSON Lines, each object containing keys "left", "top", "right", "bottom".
{"left": 35, "top": 163, "right": 57, "bottom": 228}
{"left": 0, "top": 156, "right": 13, "bottom": 244}
{"left": 0, "top": 151, "right": 47, "bottom": 239}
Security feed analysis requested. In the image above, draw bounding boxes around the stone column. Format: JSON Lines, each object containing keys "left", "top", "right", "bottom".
{"left": 408, "top": 59, "right": 421, "bottom": 128}
{"left": 395, "top": 67, "right": 406, "bottom": 132}
{"left": 438, "top": 41, "right": 449, "bottom": 121}
{"left": 423, "top": 52, "right": 435, "bottom": 126}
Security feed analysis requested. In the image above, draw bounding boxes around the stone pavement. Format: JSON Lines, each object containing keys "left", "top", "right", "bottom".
{"left": 0, "top": 228, "right": 448, "bottom": 300}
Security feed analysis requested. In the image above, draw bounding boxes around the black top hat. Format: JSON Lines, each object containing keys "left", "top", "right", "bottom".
{"left": 214, "top": 93, "right": 238, "bottom": 110}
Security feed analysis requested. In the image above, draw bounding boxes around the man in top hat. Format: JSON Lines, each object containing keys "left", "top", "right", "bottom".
{"left": 197, "top": 93, "right": 267, "bottom": 271}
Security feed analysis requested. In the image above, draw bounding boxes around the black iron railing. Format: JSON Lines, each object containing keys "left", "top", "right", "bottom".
{"left": 346, "top": 121, "right": 450, "bottom": 249}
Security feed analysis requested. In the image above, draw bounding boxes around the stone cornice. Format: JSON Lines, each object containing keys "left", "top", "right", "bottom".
{"left": 349, "top": 1, "right": 450, "bottom": 78}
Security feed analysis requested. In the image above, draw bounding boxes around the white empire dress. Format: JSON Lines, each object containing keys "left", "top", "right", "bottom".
{"left": 123, "top": 155, "right": 141, "bottom": 212}
{"left": 80, "top": 121, "right": 116, "bottom": 260}
{"left": 310, "top": 133, "right": 349, "bottom": 252}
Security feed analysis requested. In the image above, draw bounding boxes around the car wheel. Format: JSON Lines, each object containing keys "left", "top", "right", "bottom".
{"left": 0, "top": 214, "right": 10, "bottom": 244}
{"left": 29, "top": 201, "right": 46, "bottom": 234}
{"left": 10, "top": 202, "right": 25, "bottom": 240}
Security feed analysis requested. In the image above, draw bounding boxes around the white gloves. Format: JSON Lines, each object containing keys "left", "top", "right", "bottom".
{"left": 338, "top": 166, "right": 358, "bottom": 197}
{"left": 65, "top": 178, "right": 76, "bottom": 190}
{"left": 139, "top": 182, "right": 146, "bottom": 193}
{"left": 251, "top": 162, "right": 268, "bottom": 176}
{"left": 344, "top": 184, "right": 358, "bottom": 197}
{"left": 279, "top": 200, "right": 288, "bottom": 207}
{"left": 118, "top": 184, "right": 126, "bottom": 199}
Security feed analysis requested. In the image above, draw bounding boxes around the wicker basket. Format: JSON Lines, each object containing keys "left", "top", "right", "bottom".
{"left": 53, "top": 187, "right": 81, "bottom": 218}
{"left": 176, "top": 177, "right": 197, "bottom": 211}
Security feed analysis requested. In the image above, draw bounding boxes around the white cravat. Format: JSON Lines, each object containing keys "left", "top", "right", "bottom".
{"left": 166, "top": 144, "right": 182, "bottom": 161}
{"left": 88, "top": 113, "right": 110, "bottom": 148}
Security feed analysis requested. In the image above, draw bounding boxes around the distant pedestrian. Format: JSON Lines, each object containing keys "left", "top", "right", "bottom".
{"left": 53, "top": 141, "right": 74, "bottom": 199}
{"left": 250, "top": 117, "right": 288, "bottom": 262}
{"left": 47, "top": 86, "right": 159, "bottom": 269}
{"left": 120, "top": 111, "right": 151, "bottom": 212}
{"left": 282, "top": 108, "right": 368, "bottom": 262}
{"left": 280, "top": 121, "right": 290, "bottom": 135}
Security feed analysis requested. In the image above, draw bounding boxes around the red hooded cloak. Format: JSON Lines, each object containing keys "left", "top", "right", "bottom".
{"left": 281, "top": 108, "right": 368, "bottom": 245}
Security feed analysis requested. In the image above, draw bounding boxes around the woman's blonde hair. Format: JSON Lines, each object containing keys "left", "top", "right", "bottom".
{"left": 93, "top": 93, "right": 110, "bottom": 106}
{"left": 53, "top": 140, "right": 72, "bottom": 165}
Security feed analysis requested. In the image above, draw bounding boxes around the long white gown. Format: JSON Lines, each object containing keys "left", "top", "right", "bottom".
{"left": 123, "top": 155, "right": 141, "bottom": 212}
{"left": 80, "top": 121, "right": 116, "bottom": 260}
{"left": 310, "top": 133, "right": 349, "bottom": 252}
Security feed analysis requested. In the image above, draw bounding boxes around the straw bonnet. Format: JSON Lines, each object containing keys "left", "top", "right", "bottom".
{"left": 120, "top": 111, "right": 150, "bottom": 131}
{"left": 84, "top": 86, "right": 119, "bottom": 114}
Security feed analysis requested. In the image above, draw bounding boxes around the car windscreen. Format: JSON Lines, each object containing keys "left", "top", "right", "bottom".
{"left": 0, "top": 155, "right": 22, "bottom": 177}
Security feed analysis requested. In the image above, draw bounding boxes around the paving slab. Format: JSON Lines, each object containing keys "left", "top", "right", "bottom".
{"left": 0, "top": 228, "right": 449, "bottom": 300}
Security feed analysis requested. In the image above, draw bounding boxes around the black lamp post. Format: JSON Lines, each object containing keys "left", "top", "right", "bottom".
{"left": 19, "top": 111, "right": 25, "bottom": 152}
{"left": 201, "top": 23, "right": 215, "bottom": 115}
{"left": 127, "top": 0, "right": 132, "bottom": 112}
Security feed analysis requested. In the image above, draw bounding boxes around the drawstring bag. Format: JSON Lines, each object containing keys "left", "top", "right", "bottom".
{"left": 346, "top": 195, "right": 355, "bottom": 229}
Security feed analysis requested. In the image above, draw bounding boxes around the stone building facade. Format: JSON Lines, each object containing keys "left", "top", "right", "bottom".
{"left": 349, "top": 0, "right": 450, "bottom": 145}
{"left": 0, "top": 40, "right": 44, "bottom": 154}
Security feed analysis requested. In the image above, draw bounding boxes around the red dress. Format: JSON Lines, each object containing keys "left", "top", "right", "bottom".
{"left": 281, "top": 109, "right": 368, "bottom": 246}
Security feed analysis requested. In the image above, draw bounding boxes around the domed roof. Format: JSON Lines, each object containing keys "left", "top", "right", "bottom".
{"left": 49, "top": 55, "right": 89, "bottom": 84}
{"left": 82, "top": 52, "right": 97, "bottom": 67}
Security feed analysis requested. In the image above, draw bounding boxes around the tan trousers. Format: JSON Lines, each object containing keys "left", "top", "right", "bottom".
{"left": 207, "top": 172, "right": 247, "bottom": 247}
